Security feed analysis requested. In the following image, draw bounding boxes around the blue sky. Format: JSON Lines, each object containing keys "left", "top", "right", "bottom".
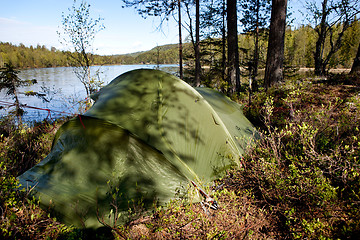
{"left": 0, "top": 0, "right": 180, "bottom": 55}
{"left": 0, "top": 0, "right": 306, "bottom": 55}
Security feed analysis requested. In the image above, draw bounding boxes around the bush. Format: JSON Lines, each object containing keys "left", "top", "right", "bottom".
{"left": 1, "top": 74, "right": 359, "bottom": 239}
{"left": 234, "top": 77, "right": 360, "bottom": 239}
{"left": 0, "top": 118, "right": 72, "bottom": 239}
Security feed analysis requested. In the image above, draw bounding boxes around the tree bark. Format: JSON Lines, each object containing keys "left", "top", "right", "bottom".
{"left": 227, "top": 0, "right": 240, "bottom": 94}
{"left": 178, "top": 0, "right": 183, "bottom": 79}
{"left": 12, "top": 77, "right": 22, "bottom": 124}
{"left": 252, "top": 0, "right": 260, "bottom": 91}
{"left": 222, "top": 0, "right": 227, "bottom": 83}
{"left": 314, "top": 0, "right": 328, "bottom": 76}
{"left": 350, "top": 42, "right": 360, "bottom": 75}
{"left": 195, "top": 0, "right": 201, "bottom": 86}
{"left": 264, "top": 0, "right": 287, "bottom": 90}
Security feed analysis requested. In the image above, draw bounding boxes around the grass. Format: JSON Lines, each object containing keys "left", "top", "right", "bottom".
{"left": 1, "top": 73, "right": 359, "bottom": 239}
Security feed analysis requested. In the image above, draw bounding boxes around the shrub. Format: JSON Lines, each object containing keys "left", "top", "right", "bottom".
{"left": 235, "top": 77, "right": 360, "bottom": 239}
{"left": 0, "top": 119, "right": 71, "bottom": 239}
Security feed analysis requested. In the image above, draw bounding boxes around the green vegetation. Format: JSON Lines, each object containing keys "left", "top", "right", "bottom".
{"left": 0, "top": 63, "right": 47, "bottom": 124}
{"left": 1, "top": 72, "right": 359, "bottom": 239}
{"left": 1, "top": 20, "right": 359, "bottom": 71}
{"left": 0, "top": 5, "right": 359, "bottom": 236}
{"left": 237, "top": 74, "right": 360, "bottom": 239}
{"left": 0, "top": 42, "right": 181, "bottom": 69}
{"left": 0, "top": 43, "right": 69, "bottom": 69}
{"left": 0, "top": 117, "right": 72, "bottom": 239}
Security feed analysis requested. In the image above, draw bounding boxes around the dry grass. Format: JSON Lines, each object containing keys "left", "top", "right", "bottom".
{"left": 114, "top": 187, "right": 272, "bottom": 239}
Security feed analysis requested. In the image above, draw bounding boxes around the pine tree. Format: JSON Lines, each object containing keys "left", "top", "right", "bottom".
{"left": 227, "top": 0, "right": 240, "bottom": 94}
{"left": 0, "top": 63, "right": 41, "bottom": 123}
{"left": 240, "top": 0, "right": 270, "bottom": 91}
{"left": 350, "top": 42, "right": 360, "bottom": 74}
{"left": 264, "top": 0, "right": 288, "bottom": 90}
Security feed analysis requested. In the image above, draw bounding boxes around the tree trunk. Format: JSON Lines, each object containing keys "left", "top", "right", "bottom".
{"left": 350, "top": 42, "right": 360, "bottom": 75}
{"left": 264, "top": 0, "right": 287, "bottom": 90}
{"left": 222, "top": 0, "right": 227, "bottom": 83}
{"left": 227, "top": 0, "right": 240, "bottom": 94}
{"left": 314, "top": 0, "right": 328, "bottom": 76}
{"left": 178, "top": 0, "right": 183, "bottom": 79}
{"left": 12, "top": 77, "right": 22, "bottom": 123}
{"left": 252, "top": 0, "right": 260, "bottom": 91}
{"left": 195, "top": 0, "right": 201, "bottom": 86}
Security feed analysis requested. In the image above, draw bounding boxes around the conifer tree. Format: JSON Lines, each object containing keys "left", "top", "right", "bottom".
{"left": 122, "top": 0, "right": 186, "bottom": 80}
{"left": 0, "top": 63, "right": 41, "bottom": 123}
{"left": 227, "top": 0, "right": 240, "bottom": 94}
{"left": 350, "top": 42, "right": 360, "bottom": 74}
{"left": 306, "top": 0, "right": 360, "bottom": 75}
{"left": 264, "top": 0, "right": 287, "bottom": 90}
{"left": 240, "top": 0, "right": 271, "bottom": 91}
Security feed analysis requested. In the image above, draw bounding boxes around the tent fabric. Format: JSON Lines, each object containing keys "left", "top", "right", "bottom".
{"left": 18, "top": 69, "right": 257, "bottom": 228}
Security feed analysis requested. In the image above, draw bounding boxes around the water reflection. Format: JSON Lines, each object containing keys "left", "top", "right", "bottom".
{"left": 0, "top": 64, "right": 179, "bottom": 122}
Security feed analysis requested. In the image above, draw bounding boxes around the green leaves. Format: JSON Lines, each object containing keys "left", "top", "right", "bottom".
{"left": 238, "top": 77, "right": 360, "bottom": 238}
{"left": 58, "top": 0, "right": 105, "bottom": 101}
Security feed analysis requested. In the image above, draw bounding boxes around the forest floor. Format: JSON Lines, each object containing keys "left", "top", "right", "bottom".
{"left": 298, "top": 67, "right": 351, "bottom": 74}
{"left": 1, "top": 73, "right": 359, "bottom": 239}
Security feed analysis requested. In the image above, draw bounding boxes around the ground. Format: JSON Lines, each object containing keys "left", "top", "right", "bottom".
{"left": 1, "top": 73, "right": 359, "bottom": 239}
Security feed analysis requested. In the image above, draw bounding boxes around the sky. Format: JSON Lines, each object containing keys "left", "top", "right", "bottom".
{"left": 0, "top": 0, "right": 306, "bottom": 56}
{"left": 0, "top": 0, "right": 180, "bottom": 55}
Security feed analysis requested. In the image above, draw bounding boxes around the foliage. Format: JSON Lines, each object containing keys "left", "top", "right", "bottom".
{"left": 121, "top": 0, "right": 179, "bottom": 22}
{"left": 0, "top": 42, "right": 110, "bottom": 69}
{"left": 305, "top": 0, "right": 360, "bottom": 75}
{"left": 0, "top": 72, "right": 359, "bottom": 239}
{"left": 2, "top": 19, "right": 360, "bottom": 75}
{"left": 0, "top": 43, "right": 67, "bottom": 69}
{"left": 0, "top": 118, "right": 74, "bottom": 239}
{"left": 58, "top": 0, "right": 105, "bottom": 102}
{"left": 239, "top": 76, "right": 360, "bottom": 238}
{"left": 240, "top": 0, "right": 271, "bottom": 33}
{"left": 134, "top": 44, "right": 180, "bottom": 65}
{"left": 0, "top": 63, "right": 43, "bottom": 123}
{"left": 108, "top": 75, "right": 360, "bottom": 238}
{"left": 108, "top": 188, "right": 270, "bottom": 239}
{"left": 240, "top": 0, "right": 271, "bottom": 81}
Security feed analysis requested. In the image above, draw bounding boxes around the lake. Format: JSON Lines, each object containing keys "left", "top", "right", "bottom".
{"left": 0, "top": 64, "right": 179, "bottom": 123}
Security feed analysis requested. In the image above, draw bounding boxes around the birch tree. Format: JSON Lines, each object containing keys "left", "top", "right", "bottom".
{"left": 58, "top": 0, "right": 105, "bottom": 105}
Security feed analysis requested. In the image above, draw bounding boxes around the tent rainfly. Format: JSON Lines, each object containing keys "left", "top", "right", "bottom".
{"left": 18, "top": 69, "right": 258, "bottom": 228}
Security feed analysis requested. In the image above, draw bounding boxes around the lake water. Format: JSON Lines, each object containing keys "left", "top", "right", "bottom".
{"left": 0, "top": 64, "right": 179, "bottom": 123}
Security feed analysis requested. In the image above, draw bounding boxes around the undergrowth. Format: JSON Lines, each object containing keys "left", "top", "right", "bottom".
{"left": 0, "top": 74, "right": 359, "bottom": 239}
{"left": 238, "top": 75, "right": 360, "bottom": 239}
{"left": 0, "top": 117, "right": 74, "bottom": 239}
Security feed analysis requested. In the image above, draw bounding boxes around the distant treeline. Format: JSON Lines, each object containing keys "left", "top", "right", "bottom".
{"left": 283, "top": 23, "right": 360, "bottom": 69}
{"left": 0, "top": 42, "right": 181, "bottom": 69}
{"left": 105, "top": 44, "right": 181, "bottom": 65}
{"left": 1, "top": 22, "right": 359, "bottom": 70}
{"left": 0, "top": 43, "right": 69, "bottom": 69}
{"left": 232, "top": 23, "right": 360, "bottom": 70}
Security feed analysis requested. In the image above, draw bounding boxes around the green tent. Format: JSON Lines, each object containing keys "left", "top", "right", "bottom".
{"left": 18, "top": 69, "right": 257, "bottom": 228}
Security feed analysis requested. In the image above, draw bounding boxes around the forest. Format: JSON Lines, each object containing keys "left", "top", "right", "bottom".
{"left": 1, "top": 0, "right": 360, "bottom": 239}
{"left": 1, "top": 22, "right": 359, "bottom": 70}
